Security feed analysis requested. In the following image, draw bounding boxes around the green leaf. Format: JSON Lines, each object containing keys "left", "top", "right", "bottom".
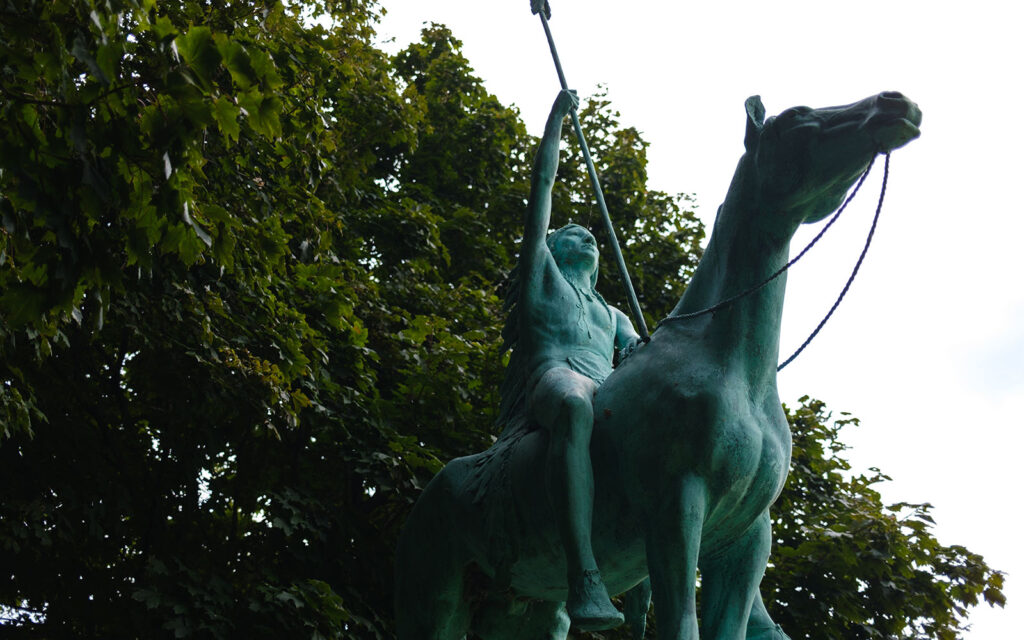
{"left": 214, "top": 34, "right": 256, "bottom": 90}
{"left": 249, "top": 49, "right": 283, "bottom": 90}
{"left": 239, "top": 91, "right": 282, "bottom": 138}
{"left": 159, "top": 222, "right": 187, "bottom": 254}
{"left": 175, "top": 27, "right": 220, "bottom": 91}
{"left": 212, "top": 96, "right": 241, "bottom": 142}
{"left": 400, "top": 315, "right": 433, "bottom": 343}
{"left": 201, "top": 203, "right": 241, "bottom": 229}
{"left": 96, "top": 42, "right": 121, "bottom": 84}
{"left": 0, "top": 285, "right": 48, "bottom": 329}
{"left": 153, "top": 15, "right": 177, "bottom": 40}
{"left": 178, "top": 93, "right": 214, "bottom": 127}
{"left": 71, "top": 34, "right": 110, "bottom": 85}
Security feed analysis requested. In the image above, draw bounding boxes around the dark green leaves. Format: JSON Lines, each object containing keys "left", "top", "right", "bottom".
{"left": 238, "top": 92, "right": 283, "bottom": 138}
{"left": 175, "top": 27, "right": 220, "bottom": 90}
{"left": 212, "top": 96, "right": 241, "bottom": 142}
{"left": 761, "top": 398, "right": 1006, "bottom": 640}
{"left": 215, "top": 34, "right": 258, "bottom": 90}
{"left": 0, "top": 0, "right": 408, "bottom": 637}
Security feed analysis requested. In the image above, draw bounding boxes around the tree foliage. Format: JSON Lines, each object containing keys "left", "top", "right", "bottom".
{"left": 2, "top": 0, "right": 417, "bottom": 635}
{"left": 761, "top": 399, "right": 1006, "bottom": 640}
{"left": 0, "top": 2, "right": 1002, "bottom": 639}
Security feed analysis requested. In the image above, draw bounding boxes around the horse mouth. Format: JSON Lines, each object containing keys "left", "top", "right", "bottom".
{"left": 871, "top": 116, "right": 922, "bottom": 152}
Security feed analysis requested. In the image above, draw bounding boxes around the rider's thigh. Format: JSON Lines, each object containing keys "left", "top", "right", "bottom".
{"left": 527, "top": 366, "right": 598, "bottom": 435}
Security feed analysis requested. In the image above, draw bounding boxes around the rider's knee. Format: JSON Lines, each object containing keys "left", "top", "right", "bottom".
{"left": 557, "top": 392, "right": 594, "bottom": 437}
{"left": 561, "top": 389, "right": 592, "bottom": 413}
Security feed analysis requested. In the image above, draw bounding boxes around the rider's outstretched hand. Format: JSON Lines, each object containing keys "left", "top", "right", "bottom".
{"left": 553, "top": 89, "right": 579, "bottom": 118}
{"left": 531, "top": 0, "right": 551, "bottom": 19}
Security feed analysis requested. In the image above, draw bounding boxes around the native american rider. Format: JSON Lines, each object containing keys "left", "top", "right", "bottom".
{"left": 497, "top": 89, "right": 642, "bottom": 631}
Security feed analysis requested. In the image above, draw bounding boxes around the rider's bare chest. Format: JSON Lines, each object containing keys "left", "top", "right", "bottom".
{"left": 536, "top": 287, "right": 614, "bottom": 346}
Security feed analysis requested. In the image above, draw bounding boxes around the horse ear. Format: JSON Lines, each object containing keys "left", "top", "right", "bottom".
{"left": 745, "top": 95, "right": 765, "bottom": 150}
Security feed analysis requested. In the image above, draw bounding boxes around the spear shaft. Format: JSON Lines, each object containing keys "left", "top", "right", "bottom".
{"left": 538, "top": 11, "right": 650, "bottom": 339}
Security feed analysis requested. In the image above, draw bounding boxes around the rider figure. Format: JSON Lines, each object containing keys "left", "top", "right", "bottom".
{"left": 499, "top": 88, "right": 640, "bottom": 631}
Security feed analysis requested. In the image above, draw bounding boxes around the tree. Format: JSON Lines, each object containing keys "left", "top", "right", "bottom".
{"left": 0, "top": 2, "right": 1003, "bottom": 639}
{"left": 1, "top": 0, "right": 417, "bottom": 636}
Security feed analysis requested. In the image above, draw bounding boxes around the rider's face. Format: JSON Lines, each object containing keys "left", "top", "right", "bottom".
{"left": 552, "top": 226, "right": 598, "bottom": 273}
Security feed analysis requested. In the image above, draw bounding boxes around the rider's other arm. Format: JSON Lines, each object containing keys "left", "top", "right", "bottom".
{"left": 613, "top": 307, "right": 643, "bottom": 365}
{"left": 521, "top": 90, "right": 578, "bottom": 261}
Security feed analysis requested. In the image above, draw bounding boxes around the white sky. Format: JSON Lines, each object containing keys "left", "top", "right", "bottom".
{"left": 375, "top": 1, "right": 1022, "bottom": 637}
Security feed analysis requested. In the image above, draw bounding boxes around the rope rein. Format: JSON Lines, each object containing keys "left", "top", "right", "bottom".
{"left": 776, "top": 152, "right": 890, "bottom": 371}
{"left": 655, "top": 152, "right": 891, "bottom": 371}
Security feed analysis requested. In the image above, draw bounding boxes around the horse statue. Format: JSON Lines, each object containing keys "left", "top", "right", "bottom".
{"left": 395, "top": 91, "right": 922, "bottom": 640}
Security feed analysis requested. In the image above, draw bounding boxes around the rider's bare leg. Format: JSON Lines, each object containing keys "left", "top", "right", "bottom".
{"left": 529, "top": 367, "right": 624, "bottom": 631}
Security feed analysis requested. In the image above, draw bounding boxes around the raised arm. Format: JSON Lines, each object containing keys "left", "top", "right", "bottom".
{"left": 521, "top": 90, "right": 579, "bottom": 258}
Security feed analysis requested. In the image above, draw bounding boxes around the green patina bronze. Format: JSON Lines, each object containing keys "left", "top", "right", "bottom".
{"left": 395, "top": 90, "right": 922, "bottom": 640}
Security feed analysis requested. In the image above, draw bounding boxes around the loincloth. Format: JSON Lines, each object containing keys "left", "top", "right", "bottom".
{"left": 564, "top": 351, "right": 612, "bottom": 386}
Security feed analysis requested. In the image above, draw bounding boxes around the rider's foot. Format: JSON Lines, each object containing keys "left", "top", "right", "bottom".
{"left": 567, "top": 569, "right": 625, "bottom": 631}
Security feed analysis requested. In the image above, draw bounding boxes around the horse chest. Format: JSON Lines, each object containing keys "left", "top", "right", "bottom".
{"left": 627, "top": 373, "right": 790, "bottom": 518}
{"left": 699, "top": 402, "right": 790, "bottom": 534}
{"left": 711, "top": 412, "right": 787, "bottom": 488}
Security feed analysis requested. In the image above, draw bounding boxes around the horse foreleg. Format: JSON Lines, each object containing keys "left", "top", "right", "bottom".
{"left": 644, "top": 474, "right": 706, "bottom": 640}
{"left": 698, "top": 511, "right": 774, "bottom": 640}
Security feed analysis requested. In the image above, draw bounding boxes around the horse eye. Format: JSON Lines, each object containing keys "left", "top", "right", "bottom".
{"left": 779, "top": 106, "right": 811, "bottom": 121}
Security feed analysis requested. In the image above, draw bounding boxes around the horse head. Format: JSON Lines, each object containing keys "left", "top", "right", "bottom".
{"left": 743, "top": 91, "right": 921, "bottom": 225}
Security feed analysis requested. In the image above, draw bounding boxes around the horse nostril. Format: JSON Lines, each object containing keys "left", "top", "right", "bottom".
{"left": 879, "top": 91, "right": 904, "bottom": 101}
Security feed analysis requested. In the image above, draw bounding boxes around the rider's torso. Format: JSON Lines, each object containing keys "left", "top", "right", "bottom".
{"left": 519, "top": 261, "right": 616, "bottom": 383}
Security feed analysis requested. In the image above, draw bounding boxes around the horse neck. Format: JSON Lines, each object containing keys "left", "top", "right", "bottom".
{"left": 668, "top": 156, "right": 799, "bottom": 387}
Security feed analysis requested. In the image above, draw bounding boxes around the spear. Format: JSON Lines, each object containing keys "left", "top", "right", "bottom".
{"left": 533, "top": 2, "right": 650, "bottom": 340}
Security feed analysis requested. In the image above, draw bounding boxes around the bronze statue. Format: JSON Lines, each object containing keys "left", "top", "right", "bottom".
{"left": 496, "top": 89, "right": 639, "bottom": 630}
{"left": 395, "top": 90, "right": 922, "bottom": 640}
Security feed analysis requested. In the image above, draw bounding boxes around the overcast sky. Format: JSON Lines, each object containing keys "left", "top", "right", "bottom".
{"left": 375, "top": 1, "right": 1022, "bottom": 636}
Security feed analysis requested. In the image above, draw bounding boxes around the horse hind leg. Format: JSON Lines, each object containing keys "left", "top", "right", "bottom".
{"left": 395, "top": 467, "right": 473, "bottom": 640}
{"left": 474, "top": 598, "right": 570, "bottom": 640}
